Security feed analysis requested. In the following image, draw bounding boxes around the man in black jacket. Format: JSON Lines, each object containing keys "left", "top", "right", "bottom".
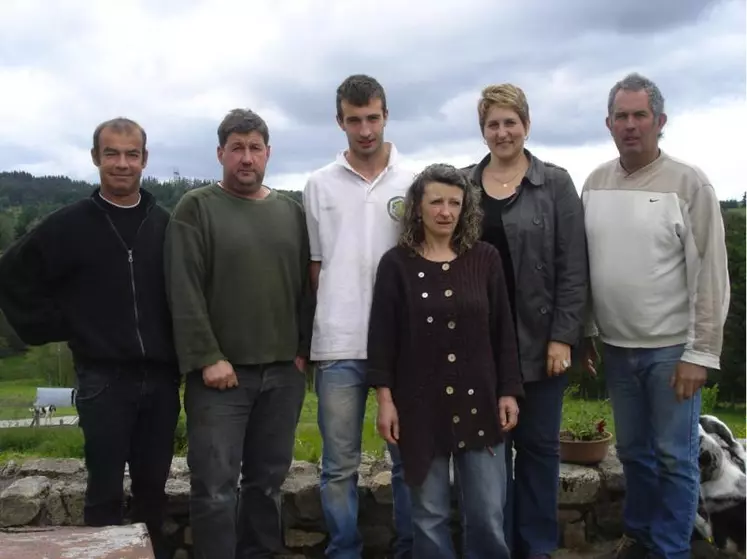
{"left": 0, "top": 117, "right": 180, "bottom": 559}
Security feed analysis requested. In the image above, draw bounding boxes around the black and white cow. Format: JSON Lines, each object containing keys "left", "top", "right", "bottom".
{"left": 29, "top": 404, "right": 57, "bottom": 425}
{"left": 693, "top": 414, "right": 746, "bottom": 553}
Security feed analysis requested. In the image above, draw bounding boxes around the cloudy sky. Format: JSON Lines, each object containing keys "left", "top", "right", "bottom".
{"left": 1, "top": 0, "right": 745, "bottom": 200}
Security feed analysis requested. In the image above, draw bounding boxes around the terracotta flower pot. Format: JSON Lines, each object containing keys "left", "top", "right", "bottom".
{"left": 559, "top": 431, "right": 613, "bottom": 465}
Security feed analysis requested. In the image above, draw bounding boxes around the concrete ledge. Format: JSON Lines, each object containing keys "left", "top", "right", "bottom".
{"left": 0, "top": 523, "right": 154, "bottom": 558}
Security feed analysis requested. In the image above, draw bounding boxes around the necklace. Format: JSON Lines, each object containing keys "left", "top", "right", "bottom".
{"left": 490, "top": 168, "right": 523, "bottom": 188}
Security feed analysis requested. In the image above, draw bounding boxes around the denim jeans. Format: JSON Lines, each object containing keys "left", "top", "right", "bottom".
{"left": 185, "top": 362, "right": 306, "bottom": 559}
{"left": 411, "top": 444, "right": 511, "bottom": 559}
{"left": 316, "top": 359, "right": 413, "bottom": 559}
{"left": 74, "top": 360, "right": 181, "bottom": 559}
{"left": 504, "top": 373, "right": 567, "bottom": 558}
{"left": 603, "top": 343, "right": 700, "bottom": 559}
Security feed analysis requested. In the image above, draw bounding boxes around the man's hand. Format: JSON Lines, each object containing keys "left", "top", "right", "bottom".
{"left": 670, "top": 361, "right": 707, "bottom": 402}
{"left": 202, "top": 359, "right": 238, "bottom": 390}
{"left": 294, "top": 356, "right": 307, "bottom": 373}
{"left": 498, "top": 396, "right": 519, "bottom": 432}
{"left": 581, "top": 337, "right": 600, "bottom": 377}
{"left": 547, "top": 341, "right": 572, "bottom": 376}
{"left": 376, "top": 388, "right": 400, "bottom": 444}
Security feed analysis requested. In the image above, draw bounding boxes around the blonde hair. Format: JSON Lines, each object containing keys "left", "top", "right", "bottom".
{"left": 477, "top": 83, "right": 530, "bottom": 130}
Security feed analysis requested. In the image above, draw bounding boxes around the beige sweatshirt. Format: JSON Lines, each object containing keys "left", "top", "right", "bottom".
{"left": 581, "top": 151, "right": 730, "bottom": 370}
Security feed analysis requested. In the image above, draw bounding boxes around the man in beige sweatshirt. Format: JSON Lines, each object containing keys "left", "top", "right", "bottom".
{"left": 581, "top": 73, "right": 730, "bottom": 559}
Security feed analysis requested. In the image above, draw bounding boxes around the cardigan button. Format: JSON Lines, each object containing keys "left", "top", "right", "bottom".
{"left": 418, "top": 272, "right": 425, "bottom": 278}
{"left": 467, "top": 389, "right": 474, "bottom": 395}
{"left": 422, "top": 292, "right": 429, "bottom": 298}
{"left": 447, "top": 353, "right": 456, "bottom": 362}
{"left": 447, "top": 321, "right": 456, "bottom": 329}
{"left": 458, "top": 441, "right": 466, "bottom": 449}
{"left": 445, "top": 289, "right": 453, "bottom": 297}
{"left": 471, "top": 408, "right": 477, "bottom": 415}
{"left": 442, "top": 262, "right": 450, "bottom": 271}
{"left": 540, "top": 306, "right": 547, "bottom": 314}
{"left": 478, "top": 430, "right": 485, "bottom": 437}
{"left": 427, "top": 316, "right": 434, "bottom": 323}
{"left": 453, "top": 415, "right": 460, "bottom": 424}
{"left": 446, "top": 386, "right": 454, "bottom": 395}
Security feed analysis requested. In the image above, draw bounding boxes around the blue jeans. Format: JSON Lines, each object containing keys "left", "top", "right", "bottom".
{"left": 411, "top": 444, "right": 511, "bottom": 559}
{"left": 504, "top": 373, "right": 567, "bottom": 558}
{"left": 603, "top": 343, "right": 701, "bottom": 559}
{"left": 316, "top": 359, "right": 413, "bottom": 558}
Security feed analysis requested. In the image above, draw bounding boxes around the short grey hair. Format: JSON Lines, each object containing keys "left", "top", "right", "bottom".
{"left": 217, "top": 108, "right": 270, "bottom": 148}
{"left": 607, "top": 72, "right": 665, "bottom": 119}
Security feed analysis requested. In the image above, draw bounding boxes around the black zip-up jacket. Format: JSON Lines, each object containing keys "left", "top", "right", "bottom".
{"left": 0, "top": 188, "right": 177, "bottom": 368}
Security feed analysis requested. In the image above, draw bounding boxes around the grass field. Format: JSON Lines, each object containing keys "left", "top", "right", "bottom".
{"left": 0, "top": 349, "right": 745, "bottom": 463}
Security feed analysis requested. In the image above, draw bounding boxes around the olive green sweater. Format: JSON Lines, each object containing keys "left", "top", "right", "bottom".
{"left": 164, "top": 183, "right": 314, "bottom": 374}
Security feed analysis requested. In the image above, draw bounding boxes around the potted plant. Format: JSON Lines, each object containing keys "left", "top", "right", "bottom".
{"left": 559, "top": 385, "right": 613, "bottom": 465}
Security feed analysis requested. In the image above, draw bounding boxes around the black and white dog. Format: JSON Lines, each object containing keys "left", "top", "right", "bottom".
{"left": 29, "top": 404, "right": 57, "bottom": 425}
{"left": 694, "top": 414, "right": 746, "bottom": 553}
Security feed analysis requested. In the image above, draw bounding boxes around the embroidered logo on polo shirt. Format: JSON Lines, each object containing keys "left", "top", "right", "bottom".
{"left": 387, "top": 196, "right": 405, "bottom": 221}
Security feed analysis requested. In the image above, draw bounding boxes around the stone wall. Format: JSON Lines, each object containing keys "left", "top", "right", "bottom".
{"left": 0, "top": 450, "right": 626, "bottom": 559}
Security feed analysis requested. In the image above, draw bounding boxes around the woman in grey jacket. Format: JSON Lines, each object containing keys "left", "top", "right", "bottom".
{"left": 463, "top": 83, "right": 589, "bottom": 559}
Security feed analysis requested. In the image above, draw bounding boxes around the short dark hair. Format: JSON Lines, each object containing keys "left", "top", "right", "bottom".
{"left": 336, "top": 74, "right": 387, "bottom": 120}
{"left": 399, "top": 163, "right": 483, "bottom": 255}
{"left": 92, "top": 117, "right": 147, "bottom": 157}
{"left": 217, "top": 109, "right": 270, "bottom": 148}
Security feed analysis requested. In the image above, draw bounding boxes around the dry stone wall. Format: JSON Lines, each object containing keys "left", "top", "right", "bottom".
{"left": 0, "top": 450, "right": 627, "bottom": 558}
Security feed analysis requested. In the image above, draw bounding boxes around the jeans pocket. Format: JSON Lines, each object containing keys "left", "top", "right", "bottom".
{"left": 315, "top": 360, "right": 339, "bottom": 372}
{"left": 74, "top": 367, "right": 119, "bottom": 404}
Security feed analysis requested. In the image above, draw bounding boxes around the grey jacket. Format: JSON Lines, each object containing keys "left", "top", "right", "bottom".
{"left": 464, "top": 150, "right": 589, "bottom": 383}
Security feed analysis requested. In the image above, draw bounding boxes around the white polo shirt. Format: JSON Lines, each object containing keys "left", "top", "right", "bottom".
{"left": 303, "top": 143, "right": 414, "bottom": 361}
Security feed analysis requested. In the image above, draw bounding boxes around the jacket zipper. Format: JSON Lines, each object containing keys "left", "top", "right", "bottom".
{"left": 102, "top": 204, "right": 154, "bottom": 359}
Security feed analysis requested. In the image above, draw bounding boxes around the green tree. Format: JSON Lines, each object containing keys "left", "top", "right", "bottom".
{"left": 710, "top": 208, "right": 746, "bottom": 402}
{"left": 0, "top": 211, "right": 14, "bottom": 250}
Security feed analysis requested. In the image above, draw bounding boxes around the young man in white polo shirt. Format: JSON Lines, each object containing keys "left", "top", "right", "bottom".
{"left": 303, "top": 74, "right": 413, "bottom": 559}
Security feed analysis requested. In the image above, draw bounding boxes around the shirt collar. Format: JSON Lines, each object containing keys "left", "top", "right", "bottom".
{"left": 334, "top": 142, "right": 400, "bottom": 173}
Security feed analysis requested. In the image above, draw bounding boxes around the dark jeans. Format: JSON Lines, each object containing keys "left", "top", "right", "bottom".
{"left": 504, "top": 373, "right": 567, "bottom": 558}
{"left": 74, "top": 360, "right": 181, "bottom": 559}
{"left": 185, "top": 361, "right": 306, "bottom": 559}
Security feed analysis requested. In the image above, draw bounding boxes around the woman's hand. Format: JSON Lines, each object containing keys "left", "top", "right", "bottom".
{"left": 498, "top": 396, "right": 519, "bottom": 432}
{"left": 376, "top": 388, "right": 400, "bottom": 444}
{"left": 547, "top": 341, "right": 571, "bottom": 376}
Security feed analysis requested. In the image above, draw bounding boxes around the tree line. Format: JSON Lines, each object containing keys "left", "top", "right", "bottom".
{"left": 0, "top": 171, "right": 744, "bottom": 402}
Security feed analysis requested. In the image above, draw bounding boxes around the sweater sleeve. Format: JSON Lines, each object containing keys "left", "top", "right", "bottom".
{"left": 551, "top": 169, "right": 589, "bottom": 346}
{"left": 164, "top": 195, "right": 225, "bottom": 374}
{"left": 0, "top": 218, "right": 68, "bottom": 345}
{"left": 367, "top": 251, "right": 401, "bottom": 389}
{"left": 296, "top": 205, "right": 316, "bottom": 359}
{"left": 681, "top": 182, "right": 730, "bottom": 369}
{"left": 486, "top": 245, "right": 524, "bottom": 399}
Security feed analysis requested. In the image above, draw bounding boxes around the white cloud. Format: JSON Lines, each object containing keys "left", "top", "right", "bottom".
{"left": 0, "top": 0, "right": 744, "bottom": 203}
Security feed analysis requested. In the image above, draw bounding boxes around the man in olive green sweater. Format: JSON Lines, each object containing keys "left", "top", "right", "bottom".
{"left": 164, "top": 108, "right": 314, "bottom": 559}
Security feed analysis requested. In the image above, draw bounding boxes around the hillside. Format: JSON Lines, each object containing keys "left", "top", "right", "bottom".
{"left": 0, "top": 171, "right": 744, "bottom": 402}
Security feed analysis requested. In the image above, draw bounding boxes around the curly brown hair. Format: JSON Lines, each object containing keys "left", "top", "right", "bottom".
{"left": 399, "top": 163, "right": 483, "bottom": 255}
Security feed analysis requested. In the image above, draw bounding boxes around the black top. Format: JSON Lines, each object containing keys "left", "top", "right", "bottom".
{"left": 480, "top": 194, "right": 516, "bottom": 319}
{"left": 0, "top": 188, "right": 177, "bottom": 369}
{"left": 367, "top": 241, "right": 524, "bottom": 486}
{"left": 93, "top": 193, "right": 148, "bottom": 249}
